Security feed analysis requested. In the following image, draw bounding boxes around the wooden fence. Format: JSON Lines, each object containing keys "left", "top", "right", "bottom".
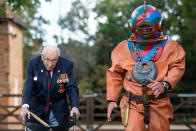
{"left": 0, "top": 93, "right": 196, "bottom": 131}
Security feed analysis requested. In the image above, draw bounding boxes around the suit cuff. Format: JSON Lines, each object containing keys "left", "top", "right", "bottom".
{"left": 22, "top": 104, "right": 29, "bottom": 108}
{"left": 108, "top": 100, "right": 117, "bottom": 103}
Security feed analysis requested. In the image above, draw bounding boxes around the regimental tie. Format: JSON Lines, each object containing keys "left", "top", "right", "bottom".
{"left": 44, "top": 71, "right": 51, "bottom": 113}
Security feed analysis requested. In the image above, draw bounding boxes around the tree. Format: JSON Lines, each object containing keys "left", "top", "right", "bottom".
{"left": 162, "top": 0, "right": 196, "bottom": 92}
{"left": 0, "top": 0, "right": 50, "bottom": 77}
{"left": 58, "top": 38, "right": 96, "bottom": 94}
{"left": 56, "top": 0, "right": 98, "bottom": 94}
{"left": 93, "top": 0, "right": 167, "bottom": 65}
{"left": 93, "top": 0, "right": 196, "bottom": 93}
{"left": 56, "top": 0, "right": 196, "bottom": 93}
{"left": 56, "top": 0, "right": 90, "bottom": 44}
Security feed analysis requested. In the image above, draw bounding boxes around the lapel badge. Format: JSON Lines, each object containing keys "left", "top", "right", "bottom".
{"left": 33, "top": 72, "right": 38, "bottom": 81}
{"left": 33, "top": 76, "right": 38, "bottom": 81}
{"left": 58, "top": 84, "right": 65, "bottom": 93}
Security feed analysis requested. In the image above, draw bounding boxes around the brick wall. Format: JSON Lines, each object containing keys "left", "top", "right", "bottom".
{"left": 0, "top": 21, "right": 9, "bottom": 129}
{"left": 0, "top": 20, "right": 23, "bottom": 129}
{"left": 7, "top": 21, "right": 23, "bottom": 129}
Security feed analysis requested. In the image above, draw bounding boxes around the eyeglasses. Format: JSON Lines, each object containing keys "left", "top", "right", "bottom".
{"left": 42, "top": 56, "right": 58, "bottom": 63}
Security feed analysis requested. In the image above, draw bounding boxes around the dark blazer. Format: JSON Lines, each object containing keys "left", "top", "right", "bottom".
{"left": 22, "top": 56, "right": 79, "bottom": 124}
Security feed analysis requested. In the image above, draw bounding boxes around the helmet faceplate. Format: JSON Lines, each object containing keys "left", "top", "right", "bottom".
{"left": 129, "top": 5, "right": 163, "bottom": 40}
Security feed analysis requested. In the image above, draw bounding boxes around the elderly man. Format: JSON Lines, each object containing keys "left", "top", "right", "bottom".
{"left": 20, "top": 45, "right": 80, "bottom": 131}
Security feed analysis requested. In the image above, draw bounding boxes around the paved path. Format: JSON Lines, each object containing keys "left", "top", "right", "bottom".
{"left": 69, "top": 124, "right": 196, "bottom": 131}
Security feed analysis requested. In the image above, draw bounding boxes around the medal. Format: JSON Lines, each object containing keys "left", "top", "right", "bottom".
{"left": 57, "top": 73, "right": 69, "bottom": 84}
{"left": 63, "top": 79, "right": 69, "bottom": 83}
{"left": 58, "top": 84, "right": 65, "bottom": 93}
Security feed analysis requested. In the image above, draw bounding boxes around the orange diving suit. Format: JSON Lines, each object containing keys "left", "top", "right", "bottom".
{"left": 106, "top": 4, "right": 185, "bottom": 131}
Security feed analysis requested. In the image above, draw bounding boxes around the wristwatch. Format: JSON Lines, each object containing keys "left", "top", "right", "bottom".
{"left": 161, "top": 81, "right": 171, "bottom": 93}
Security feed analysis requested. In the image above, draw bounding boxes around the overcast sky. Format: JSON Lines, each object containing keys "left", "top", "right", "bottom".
{"left": 37, "top": 0, "right": 179, "bottom": 45}
{"left": 38, "top": 0, "right": 97, "bottom": 45}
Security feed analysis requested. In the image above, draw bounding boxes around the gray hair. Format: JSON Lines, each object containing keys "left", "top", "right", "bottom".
{"left": 41, "top": 45, "right": 60, "bottom": 56}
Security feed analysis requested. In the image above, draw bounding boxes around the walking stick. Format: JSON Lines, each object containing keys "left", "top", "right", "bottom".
{"left": 73, "top": 113, "right": 76, "bottom": 131}
{"left": 29, "top": 112, "right": 51, "bottom": 127}
{"left": 29, "top": 111, "right": 53, "bottom": 131}
{"left": 28, "top": 111, "right": 74, "bottom": 131}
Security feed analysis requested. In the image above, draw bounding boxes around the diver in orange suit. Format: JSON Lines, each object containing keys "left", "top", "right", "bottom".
{"left": 106, "top": 3, "right": 185, "bottom": 131}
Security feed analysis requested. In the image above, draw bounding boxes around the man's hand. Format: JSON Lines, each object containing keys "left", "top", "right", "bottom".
{"left": 150, "top": 79, "right": 165, "bottom": 98}
{"left": 20, "top": 107, "right": 30, "bottom": 121}
{"left": 107, "top": 102, "right": 117, "bottom": 122}
{"left": 70, "top": 107, "right": 80, "bottom": 120}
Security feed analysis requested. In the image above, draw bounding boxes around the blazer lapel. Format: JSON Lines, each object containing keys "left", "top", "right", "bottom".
{"left": 51, "top": 59, "right": 62, "bottom": 91}
{"left": 38, "top": 59, "right": 47, "bottom": 89}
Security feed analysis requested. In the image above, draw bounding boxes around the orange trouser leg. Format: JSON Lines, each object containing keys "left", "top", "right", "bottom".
{"left": 148, "top": 106, "right": 170, "bottom": 131}
{"left": 121, "top": 108, "right": 170, "bottom": 131}
{"left": 120, "top": 97, "right": 145, "bottom": 131}
{"left": 124, "top": 108, "right": 145, "bottom": 131}
{"left": 120, "top": 96, "right": 171, "bottom": 131}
